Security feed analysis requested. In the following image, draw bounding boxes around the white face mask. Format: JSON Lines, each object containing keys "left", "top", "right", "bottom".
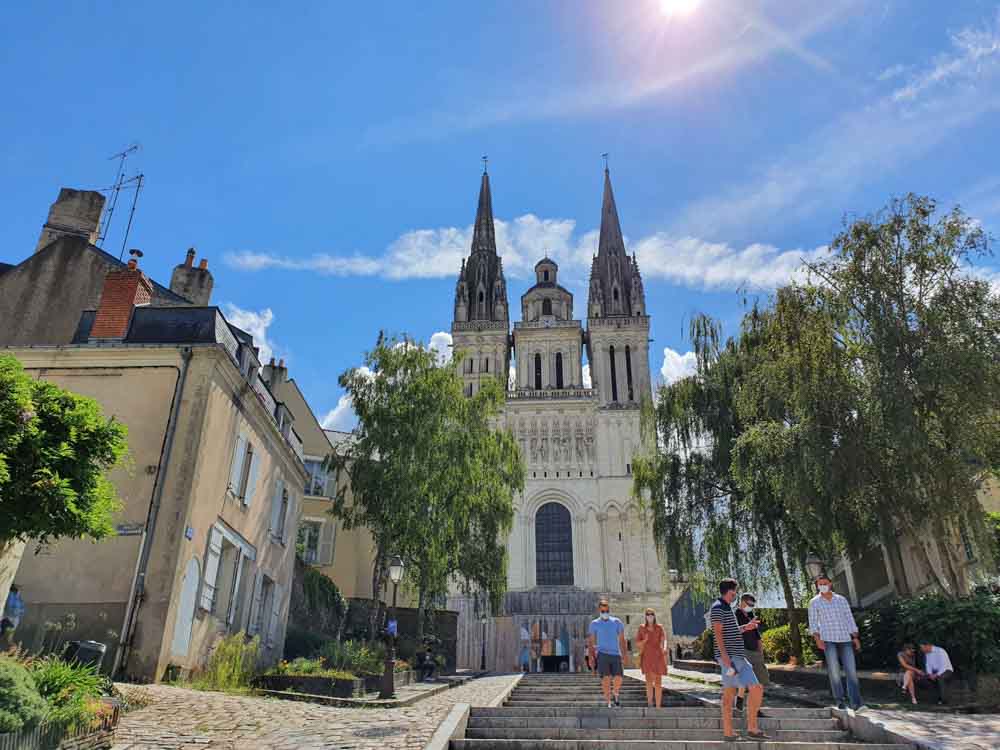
{"left": 599, "top": 611, "right": 610, "bottom": 620}
{"left": 818, "top": 584, "right": 831, "bottom": 594}
{"left": 743, "top": 606, "right": 754, "bottom": 614}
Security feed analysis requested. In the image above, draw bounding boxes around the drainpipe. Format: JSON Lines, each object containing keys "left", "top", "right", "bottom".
{"left": 113, "top": 346, "right": 193, "bottom": 678}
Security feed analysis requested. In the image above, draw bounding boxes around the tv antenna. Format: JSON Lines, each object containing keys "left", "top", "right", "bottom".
{"left": 118, "top": 172, "right": 145, "bottom": 260}
{"left": 98, "top": 143, "right": 140, "bottom": 247}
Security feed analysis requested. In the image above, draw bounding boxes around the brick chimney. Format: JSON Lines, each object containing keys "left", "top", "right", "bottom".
{"left": 261, "top": 357, "right": 289, "bottom": 387}
{"left": 90, "top": 252, "right": 153, "bottom": 340}
{"left": 35, "top": 188, "right": 105, "bottom": 253}
{"left": 169, "top": 247, "right": 214, "bottom": 305}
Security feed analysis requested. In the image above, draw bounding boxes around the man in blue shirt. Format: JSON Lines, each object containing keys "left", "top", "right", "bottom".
{"left": 2, "top": 584, "right": 25, "bottom": 644}
{"left": 587, "top": 599, "right": 630, "bottom": 708}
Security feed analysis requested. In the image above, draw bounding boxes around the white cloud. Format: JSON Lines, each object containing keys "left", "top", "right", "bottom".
{"left": 677, "top": 11, "right": 1000, "bottom": 239}
{"left": 876, "top": 63, "right": 907, "bottom": 82}
{"left": 428, "top": 331, "right": 453, "bottom": 364}
{"left": 660, "top": 347, "right": 698, "bottom": 386}
{"left": 320, "top": 394, "right": 356, "bottom": 432}
{"left": 222, "top": 304, "right": 278, "bottom": 364}
{"left": 581, "top": 363, "right": 592, "bottom": 389}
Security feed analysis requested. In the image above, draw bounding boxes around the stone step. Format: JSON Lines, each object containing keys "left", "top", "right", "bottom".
{"left": 468, "top": 717, "right": 841, "bottom": 731}
{"left": 466, "top": 728, "right": 853, "bottom": 742}
{"left": 505, "top": 702, "right": 692, "bottom": 708}
{"left": 472, "top": 707, "right": 834, "bottom": 719}
{"left": 452, "top": 740, "right": 912, "bottom": 750}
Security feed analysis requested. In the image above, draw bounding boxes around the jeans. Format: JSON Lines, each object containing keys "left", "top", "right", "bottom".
{"left": 823, "top": 641, "right": 863, "bottom": 708}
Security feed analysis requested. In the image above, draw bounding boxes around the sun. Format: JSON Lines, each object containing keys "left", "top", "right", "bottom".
{"left": 659, "top": 0, "right": 701, "bottom": 18}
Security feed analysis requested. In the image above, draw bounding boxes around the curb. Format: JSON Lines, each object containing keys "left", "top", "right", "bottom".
{"left": 424, "top": 673, "right": 523, "bottom": 750}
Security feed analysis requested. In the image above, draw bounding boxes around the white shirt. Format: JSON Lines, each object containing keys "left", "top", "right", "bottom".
{"left": 807, "top": 592, "right": 858, "bottom": 643}
{"left": 924, "top": 646, "right": 953, "bottom": 676}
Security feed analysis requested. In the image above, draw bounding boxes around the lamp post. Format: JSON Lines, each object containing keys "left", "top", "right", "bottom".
{"left": 379, "top": 555, "right": 405, "bottom": 699}
{"left": 805, "top": 553, "right": 825, "bottom": 582}
{"left": 480, "top": 615, "right": 488, "bottom": 672}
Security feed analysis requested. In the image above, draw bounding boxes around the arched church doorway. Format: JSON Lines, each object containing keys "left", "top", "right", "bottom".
{"left": 535, "top": 502, "right": 573, "bottom": 586}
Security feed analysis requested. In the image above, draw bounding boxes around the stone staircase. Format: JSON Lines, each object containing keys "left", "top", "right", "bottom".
{"left": 452, "top": 673, "right": 914, "bottom": 749}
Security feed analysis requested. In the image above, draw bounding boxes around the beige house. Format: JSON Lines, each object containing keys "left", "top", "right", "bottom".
{"left": 3, "top": 188, "right": 307, "bottom": 680}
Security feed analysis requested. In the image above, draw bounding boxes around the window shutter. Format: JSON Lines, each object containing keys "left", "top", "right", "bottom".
{"left": 226, "top": 551, "right": 244, "bottom": 626}
{"left": 282, "top": 491, "right": 296, "bottom": 545}
{"left": 200, "top": 528, "right": 223, "bottom": 611}
{"left": 228, "top": 435, "right": 247, "bottom": 494}
{"left": 267, "top": 583, "right": 283, "bottom": 648}
{"left": 318, "top": 520, "right": 336, "bottom": 566}
{"left": 247, "top": 571, "right": 263, "bottom": 635}
{"left": 243, "top": 452, "right": 260, "bottom": 506}
{"left": 269, "top": 479, "right": 284, "bottom": 537}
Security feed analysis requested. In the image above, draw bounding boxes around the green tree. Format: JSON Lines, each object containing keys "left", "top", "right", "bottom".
{"left": 327, "top": 335, "right": 522, "bottom": 642}
{"left": 804, "top": 195, "right": 1000, "bottom": 596}
{"left": 0, "top": 355, "right": 129, "bottom": 601}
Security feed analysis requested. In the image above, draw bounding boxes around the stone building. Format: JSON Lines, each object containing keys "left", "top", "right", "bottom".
{"left": 3, "top": 189, "right": 307, "bottom": 681}
{"left": 449, "top": 169, "right": 678, "bottom": 672}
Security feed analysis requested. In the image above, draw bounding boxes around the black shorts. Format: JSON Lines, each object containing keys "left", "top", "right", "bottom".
{"left": 597, "top": 652, "right": 623, "bottom": 677}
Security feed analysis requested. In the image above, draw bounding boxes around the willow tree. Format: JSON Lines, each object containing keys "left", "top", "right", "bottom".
{"left": 802, "top": 195, "right": 1000, "bottom": 596}
{"left": 328, "top": 334, "right": 522, "bottom": 641}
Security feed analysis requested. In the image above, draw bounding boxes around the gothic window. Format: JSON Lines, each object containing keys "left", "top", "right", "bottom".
{"left": 542, "top": 298, "right": 552, "bottom": 316}
{"left": 482, "top": 357, "right": 489, "bottom": 373}
{"left": 625, "top": 345, "right": 634, "bottom": 401}
{"left": 535, "top": 502, "right": 573, "bottom": 586}
{"left": 555, "top": 352, "right": 564, "bottom": 389}
{"left": 534, "top": 353, "right": 542, "bottom": 390}
{"left": 613, "top": 288, "right": 619, "bottom": 301}
{"left": 609, "top": 345, "right": 619, "bottom": 402}
{"left": 543, "top": 270, "right": 550, "bottom": 281}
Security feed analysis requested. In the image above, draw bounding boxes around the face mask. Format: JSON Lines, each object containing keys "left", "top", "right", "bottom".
{"left": 743, "top": 606, "right": 754, "bottom": 614}
{"left": 599, "top": 611, "right": 610, "bottom": 620}
{"left": 818, "top": 584, "right": 831, "bottom": 594}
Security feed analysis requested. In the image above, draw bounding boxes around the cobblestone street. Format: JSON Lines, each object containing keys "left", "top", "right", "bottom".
{"left": 111, "top": 674, "right": 520, "bottom": 750}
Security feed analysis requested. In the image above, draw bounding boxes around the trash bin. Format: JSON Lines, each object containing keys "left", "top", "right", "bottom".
{"left": 63, "top": 640, "right": 107, "bottom": 670}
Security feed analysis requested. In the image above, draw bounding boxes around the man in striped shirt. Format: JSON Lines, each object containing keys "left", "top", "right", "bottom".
{"left": 711, "top": 578, "right": 766, "bottom": 742}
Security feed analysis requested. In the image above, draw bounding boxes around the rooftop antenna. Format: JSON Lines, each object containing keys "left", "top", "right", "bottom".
{"left": 98, "top": 143, "right": 140, "bottom": 247}
{"left": 119, "top": 172, "right": 145, "bottom": 261}
{"left": 602, "top": 152, "right": 609, "bottom": 171}
{"left": 482, "top": 154, "right": 488, "bottom": 174}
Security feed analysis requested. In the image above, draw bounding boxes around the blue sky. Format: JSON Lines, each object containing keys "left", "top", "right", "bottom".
{"left": 2, "top": 1, "right": 999, "bottom": 429}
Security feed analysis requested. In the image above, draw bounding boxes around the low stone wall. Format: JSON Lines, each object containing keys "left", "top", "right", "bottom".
{"left": 254, "top": 670, "right": 418, "bottom": 698}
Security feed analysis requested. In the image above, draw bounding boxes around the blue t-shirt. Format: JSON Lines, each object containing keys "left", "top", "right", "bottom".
{"left": 588, "top": 616, "right": 624, "bottom": 655}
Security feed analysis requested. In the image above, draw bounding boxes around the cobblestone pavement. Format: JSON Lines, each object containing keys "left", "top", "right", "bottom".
{"left": 111, "top": 673, "right": 520, "bottom": 750}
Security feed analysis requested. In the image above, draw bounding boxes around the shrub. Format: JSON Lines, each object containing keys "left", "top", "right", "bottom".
{"left": 320, "top": 639, "right": 384, "bottom": 676}
{"left": 761, "top": 623, "right": 817, "bottom": 664}
{"left": 282, "top": 626, "right": 326, "bottom": 661}
{"left": 265, "top": 657, "right": 355, "bottom": 680}
{"left": 0, "top": 656, "right": 48, "bottom": 733}
{"left": 191, "top": 632, "right": 260, "bottom": 693}
{"left": 693, "top": 628, "right": 715, "bottom": 661}
{"left": 26, "top": 655, "right": 104, "bottom": 729}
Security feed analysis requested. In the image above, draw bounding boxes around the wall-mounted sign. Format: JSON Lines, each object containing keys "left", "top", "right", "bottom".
{"left": 185, "top": 526, "right": 195, "bottom": 540}
{"left": 116, "top": 523, "right": 145, "bottom": 537}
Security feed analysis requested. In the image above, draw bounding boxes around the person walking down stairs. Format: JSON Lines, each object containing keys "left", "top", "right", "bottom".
{"left": 712, "top": 578, "right": 768, "bottom": 742}
{"left": 587, "top": 599, "right": 630, "bottom": 708}
{"left": 635, "top": 607, "right": 668, "bottom": 708}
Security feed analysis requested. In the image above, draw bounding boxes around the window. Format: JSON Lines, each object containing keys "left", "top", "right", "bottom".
{"left": 465, "top": 382, "right": 473, "bottom": 397}
{"left": 626, "top": 463, "right": 631, "bottom": 474}
{"left": 270, "top": 479, "right": 294, "bottom": 544}
{"left": 465, "top": 358, "right": 474, "bottom": 374}
{"left": 609, "top": 346, "right": 619, "bottom": 402}
{"left": 228, "top": 433, "right": 260, "bottom": 506}
{"left": 543, "top": 270, "right": 549, "bottom": 281}
{"left": 534, "top": 353, "right": 542, "bottom": 390}
{"left": 298, "top": 520, "right": 322, "bottom": 564}
{"left": 482, "top": 357, "right": 489, "bottom": 373}
{"left": 199, "top": 524, "right": 254, "bottom": 629}
{"left": 542, "top": 298, "right": 552, "bottom": 316}
{"left": 555, "top": 352, "right": 564, "bottom": 389}
{"left": 613, "top": 288, "right": 619, "bottom": 302}
{"left": 304, "top": 459, "right": 329, "bottom": 497}
{"left": 625, "top": 345, "right": 634, "bottom": 401}
{"left": 251, "top": 575, "right": 281, "bottom": 648}
{"left": 535, "top": 502, "right": 573, "bottom": 586}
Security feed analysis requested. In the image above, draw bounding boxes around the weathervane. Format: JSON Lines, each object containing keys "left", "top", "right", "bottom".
{"left": 482, "top": 154, "right": 488, "bottom": 174}
{"left": 602, "top": 152, "right": 609, "bottom": 171}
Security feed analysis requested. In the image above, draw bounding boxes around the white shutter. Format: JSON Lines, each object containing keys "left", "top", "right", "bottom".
{"left": 226, "top": 551, "right": 244, "bottom": 626}
{"left": 243, "top": 452, "right": 260, "bottom": 506}
{"left": 200, "top": 528, "right": 223, "bottom": 611}
{"left": 228, "top": 435, "right": 247, "bottom": 495}
{"left": 267, "top": 583, "right": 283, "bottom": 649}
{"left": 282, "top": 491, "right": 296, "bottom": 545}
{"left": 269, "top": 479, "right": 284, "bottom": 538}
{"left": 246, "top": 571, "right": 263, "bottom": 635}
{"left": 318, "top": 520, "right": 336, "bottom": 566}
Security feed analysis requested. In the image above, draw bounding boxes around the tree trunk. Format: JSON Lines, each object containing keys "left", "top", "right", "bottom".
{"left": 934, "top": 519, "right": 966, "bottom": 597}
{"left": 767, "top": 520, "right": 803, "bottom": 663}
{"left": 416, "top": 585, "right": 427, "bottom": 646}
{"left": 0, "top": 538, "right": 26, "bottom": 609}
{"left": 880, "top": 526, "right": 911, "bottom": 597}
{"left": 368, "top": 551, "right": 387, "bottom": 641}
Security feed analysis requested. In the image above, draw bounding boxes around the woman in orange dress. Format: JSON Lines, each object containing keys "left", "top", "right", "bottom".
{"left": 635, "top": 607, "right": 668, "bottom": 707}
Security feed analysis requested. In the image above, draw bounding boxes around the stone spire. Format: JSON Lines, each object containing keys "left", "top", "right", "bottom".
{"left": 587, "top": 168, "right": 645, "bottom": 319}
{"left": 453, "top": 169, "right": 508, "bottom": 323}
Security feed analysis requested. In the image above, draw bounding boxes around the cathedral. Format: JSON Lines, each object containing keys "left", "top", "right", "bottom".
{"left": 448, "top": 167, "right": 679, "bottom": 672}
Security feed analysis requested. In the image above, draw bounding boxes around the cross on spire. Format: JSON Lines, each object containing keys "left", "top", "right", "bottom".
{"left": 482, "top": 154, "right": 488, "bottom": 174}
{"left": 602, "top": 152, "right": 609, "bottom": 172}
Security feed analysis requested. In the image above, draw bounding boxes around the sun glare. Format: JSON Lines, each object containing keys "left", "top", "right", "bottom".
{"left": 659, "top": 0, "right": 701, "bottom": 18}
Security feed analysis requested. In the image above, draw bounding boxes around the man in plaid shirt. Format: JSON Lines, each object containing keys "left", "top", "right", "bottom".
{"left": 808, "top": 574, "right": 865, "bottom": 710}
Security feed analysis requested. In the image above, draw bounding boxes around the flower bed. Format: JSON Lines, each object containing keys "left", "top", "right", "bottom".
{"left": 254, "top": 670, "right": 418, "bottom": 698}
{"left": 0, "top": 698, "right": 119, "bottom": 750}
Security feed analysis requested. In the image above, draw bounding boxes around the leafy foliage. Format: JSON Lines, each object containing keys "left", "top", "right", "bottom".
{"left": 25, "top": 654, "right": 104, "bottom": 729}
{"left": 319, "top": 638, "right": 384, "bottom": 676}
{"left": 190, "top": 632, "right": 259, "bottom": 693}
{"left": 761, "top": 623, "right": 818, "bottom": 664}
{"left": 0, "top": 355, "right": 129, "bottom": 544}
{"left": 0, "top": 656, "right": 47, "bottom": 733}
{"left": 988, "top": 512, "right": 1000, "bottom": 574}
{"left": 282, "top": 626, "right": 327, "bottom": 662}
{"left": 693, "top": 628, "right": 715, "bottom": 661}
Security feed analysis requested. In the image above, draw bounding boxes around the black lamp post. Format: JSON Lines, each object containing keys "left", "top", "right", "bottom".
{"left": 805, "top": 553, "right": 825, "bottom": 583}
{"left": 480, "top": 615, "right": 488, "bottom": 672}
{"left": 379, "top": 555, "right": 405, "bottom": 699}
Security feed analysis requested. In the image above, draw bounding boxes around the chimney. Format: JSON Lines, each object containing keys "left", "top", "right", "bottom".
{"left": 169, "top": 247, "right": 214, "bottom": 305}
{"left": 261, "top": 357, "right": 288, "bottom": 387}
{"left": 90, "top": 250, "right": 153, "bottom": 340}
{"left": 35, "top": 188, "right": 105, "bottom": 253}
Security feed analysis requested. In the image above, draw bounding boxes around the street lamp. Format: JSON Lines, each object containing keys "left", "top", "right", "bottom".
{"left": 480, "top": 615, "right": 488, "bottom": 672}
{"left": 379, "top": 555, "right": 405, "bottom": 699}
{"left": 805, "top": 553, "right": 825, "bottom": 582}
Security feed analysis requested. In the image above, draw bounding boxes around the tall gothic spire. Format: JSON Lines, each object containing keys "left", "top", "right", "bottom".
{"left": 587, "top": 168, "right": 645, "bottom": 319}
{"left": 470, "top": 170, "right": 497, "bottom": 255}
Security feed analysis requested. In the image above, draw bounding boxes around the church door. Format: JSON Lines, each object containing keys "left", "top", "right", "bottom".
{"left": 535, "top": 502, "right": 573, "bottom": 586}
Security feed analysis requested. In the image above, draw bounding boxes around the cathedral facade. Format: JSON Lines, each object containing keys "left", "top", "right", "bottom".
{"left": 448, "top": 168, "right": 675, "bottom": 672}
